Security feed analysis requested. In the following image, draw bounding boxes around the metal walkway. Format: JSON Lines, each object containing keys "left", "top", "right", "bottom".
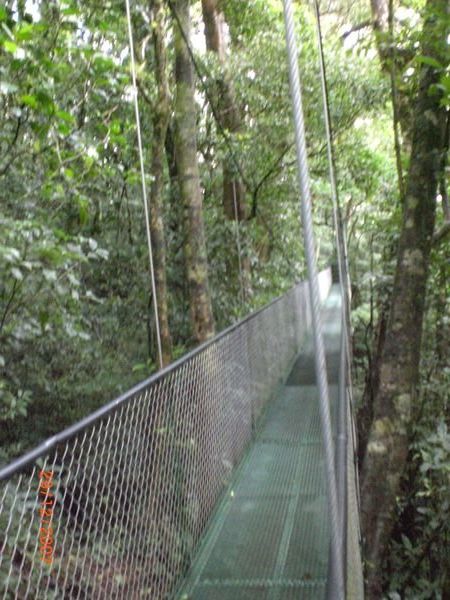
{"left": 177, "top": 287, "right": 344, "bottom": 600}
{"left": 0, "top": 274, "right": 363, "bottom": 599}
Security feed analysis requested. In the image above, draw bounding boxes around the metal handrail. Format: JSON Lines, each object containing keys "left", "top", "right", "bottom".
{"left": 0, "top": 272, "right": 329, "bottom": 481}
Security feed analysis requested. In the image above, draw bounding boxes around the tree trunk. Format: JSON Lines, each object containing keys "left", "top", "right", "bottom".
{"left": 148, "top": 0, "right": 172, "bottom": 366}
{"left": 201, "top": 0, "right": 253, "bottom": 301}
{"left": 201, "top": 0, "right": 246, "bottom": 220}
{"left": 360, "top": 1, "right": 448, "bottom": 596}
{"left": 357, "top": 295, "right": 389, "bottom": 468}
{"left": 173, "top": 0, "right": 215, "bottom": 343}
{"left": 370, "top": 0, "right": 413, "bottom": 149}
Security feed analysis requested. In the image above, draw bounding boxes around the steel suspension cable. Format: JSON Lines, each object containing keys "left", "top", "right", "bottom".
{"left": 313, "top": 0, "right": 346, "bottom": 302}
{"left": 314, "top": 2, "right": 362, "bottom": 592}
{"left": 314, "top": 0, "right": 352, "bottom": 335}
{"left": 281, "top": 1, "right": 344, "bottom": 597}
{"left": 313, "top": 0, "right": 352, "bottom": 375}
{"left": 313, "top": 0, "right": 350, "bottom": 551}
{"left": 125, "top": 0, "right": 163, "bottom": 370}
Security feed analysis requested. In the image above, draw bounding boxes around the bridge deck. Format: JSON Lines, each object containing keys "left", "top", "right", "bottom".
{"left": 176, "top": 287, "right": 342, "bottom": 600}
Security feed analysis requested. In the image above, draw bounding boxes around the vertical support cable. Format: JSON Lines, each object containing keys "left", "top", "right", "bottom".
{"left": 313, "top": 0, "right": 352, "bottom": 353}
{"left": 125, "top": 0, "right": 163, "bottom": 370}
{"left": 314, "top": 2, "right": 349, "bottom": 590}
{"left": 281, "top": 1, "right": 344, "bottom": 597}
{"left": 337, "top": 310, "right": 348, "bottom": 587}
{"left": 313, "top": 0, "right": 352, "bottom": 367}
{"left": 313, "top": 0, "right": 346, "bottom": 300}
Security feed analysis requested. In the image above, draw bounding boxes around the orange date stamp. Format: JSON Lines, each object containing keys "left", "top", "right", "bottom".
{"left": 37, "top": 470, "right": 55, "bottom": 565}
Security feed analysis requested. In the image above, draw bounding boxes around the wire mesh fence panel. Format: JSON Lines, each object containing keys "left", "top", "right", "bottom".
{"left": 0, "top": 273, "right": 330, "bottom": 600}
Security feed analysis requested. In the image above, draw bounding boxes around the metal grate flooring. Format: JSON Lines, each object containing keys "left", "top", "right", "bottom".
{"left": 176, "top": 288, "right": 343, "bottom": 600}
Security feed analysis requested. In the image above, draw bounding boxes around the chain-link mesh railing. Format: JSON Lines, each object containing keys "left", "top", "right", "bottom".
{"left": 0, "top": 270, "right": 332, "bottom": 600}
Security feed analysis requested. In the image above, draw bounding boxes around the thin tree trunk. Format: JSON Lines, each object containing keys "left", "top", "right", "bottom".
{"left": 370, "top": 0, "right": 413, "bottom": 147}
{"left": 388, "top": 0, "right": 405, "bottom": 202}
{"left": 201, "top": 0, "right": 246, "bottom": 220}
{"left": 148, "top": 0, "right": 172, "bottom": 366}
{"left": 173, "top": 0, "right": 215, "bottom": 343}
{"left": 201, "top": 0, "right": 252, "bottom": 300}
{"left": 360, "top": 1, "right": 448, "bottom": 595}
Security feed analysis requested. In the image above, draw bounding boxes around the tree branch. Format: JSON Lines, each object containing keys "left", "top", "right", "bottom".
{"left": 250, "top": 145, "right": 292, "bottom": 219}
{"left": 0, "top": 280, "right": 19, "bottom": 336}
{"left": 342, "top": 19, "right": 373, "bottom": 40}
{"left": 432, "top": 220, "right": 450, "bottom": 245}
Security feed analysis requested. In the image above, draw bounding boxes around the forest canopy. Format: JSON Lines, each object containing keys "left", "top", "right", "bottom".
{"left": 0, "top": 0, "right": 448, "bottom": 596}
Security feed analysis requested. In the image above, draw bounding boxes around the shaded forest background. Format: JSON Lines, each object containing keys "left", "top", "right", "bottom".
{"left": 0, "top": 0, "right": 448, "bottom": 596}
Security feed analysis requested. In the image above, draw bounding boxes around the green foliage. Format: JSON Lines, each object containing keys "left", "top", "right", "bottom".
{"left": 0, "top": 2, "right": 448, "bottom": 595}
{"left": 0, "top": 0, "right": 391, "bottom": 454}
{"left": 387, "top": 383, "right": 450, "bottom": 597}
{"left": 0, "top": 1, "right": 154, "bottom": 456}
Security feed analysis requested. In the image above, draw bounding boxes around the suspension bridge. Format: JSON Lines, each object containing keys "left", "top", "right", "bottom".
{"left": 0, "top": 0, "right": 364, "bottom": 597}
{"left": 0, "top": 269, "right": 362, "bottom": 599}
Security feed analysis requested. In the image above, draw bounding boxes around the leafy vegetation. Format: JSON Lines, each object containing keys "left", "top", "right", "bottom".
{"left": 0, "top": 0, "right": 448, "bottom": 596}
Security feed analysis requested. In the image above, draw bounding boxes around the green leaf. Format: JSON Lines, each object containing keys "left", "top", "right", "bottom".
{"left": 16, "top": 23, "right": 35, "bottom": 42}
{"left": 0, "top": 7, "right": 8, "bottom": 20}
{"left": 39, "top": 311, "right": 50, "bottom": 329}
{"left": 3, "top": 40, "right": 18, "bottom": 54}
{"left": 57, "top": 122, "right": 71, "bottom": 136}
{"left": 401, "top": 535, "right": 413, "bottom": 551}
{"left": 36, "top": 90, "right": 55, "bottom": 114}
{"left": 56, "top": 110, "right": 75, "bottom": 124}
{"left": 21, "top": 94, "right": 38, "bottom": 109}
{"left": 38, "top": 247, "right": 64, "bottom": 265}
{"left": 438, "top": 74, "right": 450, "bottom": 95}
{"left": 78, "top": 198, "right": 89, "bottom": 225}
{"left": 416, "top": 55, "right": 443, "bottom": 69}
{"left": 110, "top": 120, "right": 121, "bottom": 135}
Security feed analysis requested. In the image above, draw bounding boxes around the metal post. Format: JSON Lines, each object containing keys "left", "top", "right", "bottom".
{"left": 337, "top": 310, "right": 348, "bottom": 593}
{"left": 281, "top": 0, "right": 344, "bottom": 597}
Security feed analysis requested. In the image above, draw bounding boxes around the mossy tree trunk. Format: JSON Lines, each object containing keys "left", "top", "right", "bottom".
{"left": 201, "top": 0, "right": 246, "bottom": 221}
{"left": 201, "top": 0, "right": 253, "bottom": 301}
{"left": 370, "top": 0, "right": 413, "bottom": 155}
{"left": 360, "top": 1, "right": 449, "bottom": 596}
{"left": 173, "top": 0, "right": 215, "bottom": 343}
{"left": 148, "top": 0, "right": 172, "bottom": 366}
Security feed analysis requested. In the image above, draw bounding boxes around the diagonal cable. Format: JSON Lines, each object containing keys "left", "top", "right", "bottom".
{"left": 125, "top": 0, "right": 163, "bottom": 369}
